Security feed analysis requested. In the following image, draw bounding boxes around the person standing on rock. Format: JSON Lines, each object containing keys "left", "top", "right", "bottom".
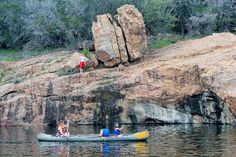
{"left": 79, "top": 55, "right": 86, "bottom": 73}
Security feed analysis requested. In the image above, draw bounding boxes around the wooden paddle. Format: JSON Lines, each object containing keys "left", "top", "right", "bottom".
{"left": 66, "top": 120, "right": 69, "bottom": 137}
{"left": 66, "top": 120, "right": 69, "bottom": 133}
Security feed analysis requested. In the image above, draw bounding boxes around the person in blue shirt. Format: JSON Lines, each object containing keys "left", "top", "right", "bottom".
{"left": 113, "top": 123, "right": 123, "bottom": 137}
{"left": 99, "top": 125, "right": 110, "bottom": 137}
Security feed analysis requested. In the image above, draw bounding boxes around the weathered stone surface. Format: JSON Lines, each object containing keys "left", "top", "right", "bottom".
{"left": 86, "top": 52, "right": 98, "bottom": 68}
{"left": 1, "top": 33, "right": 236, "bottom": 126}
{"left": 0, "top": 51, "right": 98, "bottom": 86}
{"left": 65, "top": 52, "right": 84, "bottom": 69}
{"left": 95, "top": 51, "right": 112, "bottom": 62}
{"left": 118, "top": 64, "right": 125, "bottom": 71}
{"left": 92, "top": 14, "right": 121, "bottom": 67}
{"left": 0, "top": 94, "right": 45, "bottom": 126}
{"left": 91, "top": 5, "right": 146, "bottom": 66}
{"left": 0, "top": 83, "right": 16, "bottom": 99}
{"left": 112, "top": 19, "right": 128, "bottom": 63}
{"left": 129, "top": 101, "right": 193, "bottom": 124}
{"left": 65, "top": 52, "right": 97, "bottom": 69}
{"left": 117, "top": 4, "right": 147, "bottom": 61}
{"left": 114, "top": 25, "right": 128, "bottom": 63}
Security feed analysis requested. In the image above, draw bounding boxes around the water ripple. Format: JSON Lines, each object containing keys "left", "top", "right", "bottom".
{"left": 1, "top": 124, "right": 236, "bottom": 156}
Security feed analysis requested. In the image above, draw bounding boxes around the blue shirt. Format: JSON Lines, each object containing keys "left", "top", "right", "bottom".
{"left": 113, "top": 129, "right": 120, "bottom": 136}
{"left": 102, "top": 128, "right": 110, "bottom": 137}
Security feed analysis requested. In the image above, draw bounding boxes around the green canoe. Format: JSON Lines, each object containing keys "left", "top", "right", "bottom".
{"left": 37, "top": 130, "right": 149, "bottom": 142}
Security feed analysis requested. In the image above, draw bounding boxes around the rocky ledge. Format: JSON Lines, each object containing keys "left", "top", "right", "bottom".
{"left": 1, "top": 32, "right": 236, "bottom": 126}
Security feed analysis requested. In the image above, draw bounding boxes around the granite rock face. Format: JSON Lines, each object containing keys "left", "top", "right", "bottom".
{"left": 92, "top": 5, "right": 147, "bottom": 67}
{"left": 92, "top": 14, "right": 121, "bottom": 67}
{"left": 129, "top": 91, "right": 235, "bottom": 124}
{"left": 1, "top": 33, "right": 236, "bottom": 126}
{"left": 117, "top": 4, "right": 148, "bottom": 61}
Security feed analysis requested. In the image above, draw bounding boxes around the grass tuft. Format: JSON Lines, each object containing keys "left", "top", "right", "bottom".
{"left": 0, "top": 56, "right": 22, "bottom": 61}
{"left": 149, "top": 34, "right": 185, "bottom": 49}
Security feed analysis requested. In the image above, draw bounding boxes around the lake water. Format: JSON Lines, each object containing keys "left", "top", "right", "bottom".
{"left": 0, "top": 124, "right": 236, "bottom": 157}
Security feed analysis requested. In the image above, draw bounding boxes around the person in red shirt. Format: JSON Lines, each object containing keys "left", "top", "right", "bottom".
{"left": 79, "top": 55, "right": 86, "bottom": 73}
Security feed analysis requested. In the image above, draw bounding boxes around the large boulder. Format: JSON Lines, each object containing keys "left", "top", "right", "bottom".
{"left": 92, "top": 14, "right": 121, "bottom": 67}
{"left": 117, "top": 5, "right": 148, "bottom": 61}
{"left": 92, "top": 5, "right": 147, "bottom": 67}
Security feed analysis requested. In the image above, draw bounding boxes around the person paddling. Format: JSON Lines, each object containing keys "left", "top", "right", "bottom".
{"left": 99, "top": 125, "right": 110, "bottom": 137}
{"left": 113, "top": 123, "right": 123, "bottom": 137}
{"left": 56, "top": 120, "right": 70, "bottom": 137}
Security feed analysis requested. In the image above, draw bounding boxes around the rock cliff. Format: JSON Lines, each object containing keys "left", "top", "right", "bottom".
{"left": 1, "top": 33, "right": 236, "bottom": 126}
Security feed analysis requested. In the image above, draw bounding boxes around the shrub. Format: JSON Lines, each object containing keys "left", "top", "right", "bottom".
{"left": 1, "top": 0, "right": 236, "bottom": 52}
{"left": 187, "top": 14, "right": 217, "bottom": 36}
{"left": 139, "top": 0, "right": 176, "bottom": 34}
{"left": 81, "top": 49, "right": 91, "bottom": 59}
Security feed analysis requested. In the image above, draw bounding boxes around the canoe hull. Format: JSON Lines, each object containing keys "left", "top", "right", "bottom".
{"left": 37, "top": 130, "right": 149, "bottom": 142}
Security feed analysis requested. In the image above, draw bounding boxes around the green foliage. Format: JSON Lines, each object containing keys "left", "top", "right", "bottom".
{"left": 0, "top": 1, "right": 25, "bottom": 49}
{"left": 0, "top": 49, "right": 17, "bottom": 54}
{"left": 0, "top": 49, "right": 22, "bottom": 61}
{"left": 151, "top": 39, "right": 173, "bottom": 49}
{"left": 171, "top": 0, "right": 199, "bottom": 34}
{"left": 0, "top": 56, "right": 22, "bottom": 61}
{"left": 188, "top": 14, "right": 216, "bottom": 36}
{"left": 139, "top": 0, "right": 176, "bottom": 34}
{"left": 150, "top": 34, "right": 185, "bottom": 48}
{"left": 171, "top": 0, "right": 236, "bottom": 35}
{"left": 1, "top": 0, "right": 236, "bottom": 52}
{"left": 79, "top": 0, "right": 130, "bottom": 39}
{"left": 210, "top": 0, "right": 236, "bottom": 32}
{"left": 81, "top": 49, "right": 91, "bottom": 59}
{"left": 232, "top": 28, "right": 236, "bottom": 34}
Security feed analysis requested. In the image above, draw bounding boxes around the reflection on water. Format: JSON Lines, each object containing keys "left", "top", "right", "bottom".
{"left": 37, "top": 141, "right": 148, "bottom": 157}
{"left": 1, "top": 124, "right": 236, "bottom": 156}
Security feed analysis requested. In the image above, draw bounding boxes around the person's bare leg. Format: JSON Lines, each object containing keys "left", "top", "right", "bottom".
{"left": 80, "top": 68, "right": 83, "bottom": 73}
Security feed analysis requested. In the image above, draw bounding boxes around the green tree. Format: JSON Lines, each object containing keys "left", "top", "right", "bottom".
{"left": 209, "top": 0, "right": 236, "bottom": 32}
{"left": 55, "top": 0, "right": 83, "bottom": 45}
{"left": 139, "top": 0, "right": 176, "bottom": 34}
{"left": 23, "top": 0, "right": 84, "bottom": 50}
{"left": 0, "top": 1, "right": 25, "bottom": 49}
{"left": 171, "top": 0, "right": 194, "bottom": 35}
{"left": 79, "top": 0, "right": 132, "bottom": 39}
